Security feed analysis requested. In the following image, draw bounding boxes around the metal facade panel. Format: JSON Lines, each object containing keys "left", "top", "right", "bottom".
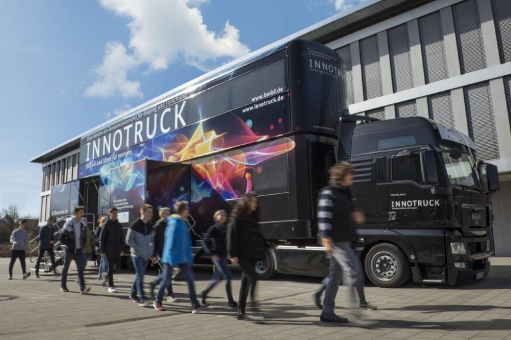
{"left": 396, "top": 100, "right": 417, "bottom": 118}
{"left": 336, "top": 45, "right": 355, "bottom": 104}
{"left": 365, "top": 107, "right": 385, "bottom": 120}
{"left": 464, "top": 82, "right": 500, "bottom": 160}
{"left": 452, "top": 0, "right": 487, "bottom": 74}
{"left": 428, "top": 91, "right": 454, "bottom": 128}
{"left": 360, "top": 35, "right": 383, "bottom": 100}
{"left": 388, "top": 24, "right": 414, "bottom": 92}
{"left": 419, "top": 11, "right": 448, "bottom": 83}
{"left": 503, "top": 76, "right": 511, "bottom": 130}
{"left": 492, "top": 0, "right": 511, "bottom": 64}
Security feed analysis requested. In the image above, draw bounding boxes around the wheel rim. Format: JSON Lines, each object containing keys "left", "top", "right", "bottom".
{"left": 255, "top": 253, "right": 270, "bottom": 275}
{"left": 370, "top": 251, "right": 399, "bottom": 282}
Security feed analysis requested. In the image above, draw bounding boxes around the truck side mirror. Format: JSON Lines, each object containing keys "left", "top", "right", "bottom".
{"left": 480, "top": 163, "right": 499, "bottom": 193}
{"left": 421, "top": 150, "right": 438, "bottom": 186}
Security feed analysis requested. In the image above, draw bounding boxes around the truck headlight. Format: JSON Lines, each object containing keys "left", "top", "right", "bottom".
{"left": 450, "top": 242, "right": 467, "bottom": 255}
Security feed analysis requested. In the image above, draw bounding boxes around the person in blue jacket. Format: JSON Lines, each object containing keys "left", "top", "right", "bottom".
{"left": 153, "top": 201, "right": 207, "bottom": 314}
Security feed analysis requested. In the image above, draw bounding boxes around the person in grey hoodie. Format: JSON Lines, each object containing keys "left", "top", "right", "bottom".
{"left": 126, "top": 204, "right": 154, "bottom": 307}
{"left": 8, "top": 220, "right": 30, "bottom": 280}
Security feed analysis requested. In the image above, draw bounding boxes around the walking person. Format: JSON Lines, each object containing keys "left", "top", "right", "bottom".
{"left": 200, "top": 210, "right": 237, "bottom": 309}
{"left": 126, "top": 204, "right": 154, "bottom": 307}
{"left": 314, "top": 276, "right": 376, "bottom": 310}
{"left": 153, "top": 201, "right": 207, "bottom": 313}
{"left": 318, "top": 162, "right": 376, "bottom": 326}
{"left": 229, "top": 192, "right": 268, "bottom": 321}
{"left": 60, "top": 206, "right": 91, "bottom": 294}
{"left": 8, "top": 220, "right": 30, "bottom": 280}
{"left": 94, "top": 216, "right": 107, "bottom": 281}
{"left": 149, "top": 207, "right": 176, "bottom": 302}
{"left": 100, "top": 208, "right": 124, "bottom": 293}
{"left": 35, "top": 217, "right": 59, "bottom": 278}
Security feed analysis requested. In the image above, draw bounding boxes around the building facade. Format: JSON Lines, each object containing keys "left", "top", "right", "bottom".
{"left": 32, "top": 0, "right": 511, "bottom": 255}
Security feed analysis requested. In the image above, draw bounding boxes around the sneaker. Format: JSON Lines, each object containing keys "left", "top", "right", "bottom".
{"left": 138, "top": 299, "right": 151, "bottom": 307}
{"left": 35, "top": 274, "right": 40, "bottom": 279}
{"left": 149, "top": 282, "right": 156, "bottom": 300}
{"left": 236, "top": 311, "right": 247, "bottom": 320}
{"left": 80, "top": 286, "right": 91, "bottom": 295}
{"left": 359, "top": 302, "right": 377, "bottom": 310}
{"left": 60, "top": 286, "right": 69, "bottom": 293}
{"left": 247, "top": 313, "right": 265, "bottom": 321}
{"left": 23, "top": 273, "right": 31, "bottom": 280}
{"left": 192, "top": 304, "right": 208, "bottom": 314}
{"left": 167, "top": 293, "right": 177, "bottom": 303}
{"left": 320, "top": 314, "right": 349, "bottom": 323}
{"left": 154, "top": 301, "right": 164, "bottom": 311}
{"left": 314, "top": 291, "right": 323, "bottom": 310}
{"left": 108, "top": 287, "right": 117, "bottom": 293}
{"left": 54, "top": 272, "right": 61, "bottom": 277}
{"left": 129, "top": 293, "right": 140, "bottom": 303}
{"left": 8, "top": 276, "right": 12, "bottom": 280}
{"left": 227, "top": 302, "right": 238, "bottom": 309}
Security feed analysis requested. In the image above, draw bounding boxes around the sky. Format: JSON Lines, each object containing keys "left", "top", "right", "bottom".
{"left": 0, "top": 0, "right": 367, "bottom": 217}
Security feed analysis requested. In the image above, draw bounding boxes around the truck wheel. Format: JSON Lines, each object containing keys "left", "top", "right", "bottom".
{"left": 254, "top": 248, "right": 277, "bottom": 280}
{"left": 365, "top": 244, "right": 410, "bottom": 288}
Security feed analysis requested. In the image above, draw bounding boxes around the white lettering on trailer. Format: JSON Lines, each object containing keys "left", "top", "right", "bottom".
{"left": 134, "top": 121, "right": 143, "bottom": 144}
{"left": 113, "top": 129, "right": 122, "bottom": 151}
{"left": 146, "top": 115, "right": 157, "bottom": 139}
{"left": 175, "top": 102, "right": 186, "bottom": 129}
{"left": 86, "top": 142, "right": 91, "bottom": 162}
{"left": 102, "top": 133, "right": 111, "bottom": 156}
{"left": 160, "top": 108, "right": 171, "bottom": 133}
{"left": 92, "top": 139, "right": 100, "bottom": 160}
{"left": 391, "top": 199, "right": 441, "bottom": 210}
{"left": 123, "top": 124, "right": 132, "bottom": 148}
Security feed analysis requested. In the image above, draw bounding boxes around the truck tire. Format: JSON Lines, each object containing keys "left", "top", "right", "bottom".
{"left": 254, "top": 248, "right": 277, "bottom": 280}
{"left": 365, "top": 244, "right": 410, "bottom": 288}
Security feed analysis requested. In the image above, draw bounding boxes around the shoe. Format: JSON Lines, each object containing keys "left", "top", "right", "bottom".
{"left": 247, "top": 313, "right": 265, "bottom": 321}
{"left": 138, "top": 299, "right": 151, "bottom": 307}
{"left": 54, "top": 272, "right": 61, "bottom": 277}
{"left": 8, "top": 276, "right": 12, "bottom": 280}
{"left": 350, "top": 317, "right": 378, "bottom": 328}
{"left": 192, "top": 304, "right": 208, "bottom": 314}
{"left": 236, "top": 311, "right": 247, "bottom": 320}
{"left": 35, "top": 274, "right": 40, "bottom": 279}
{"left": 23, "top": 273, "right": 31, "bottom": 280}
{"left": 154, "top": 301, "right": 164, "bottom": 311}
{"left": 97, "top": 276, "right": 102, "bottom": 281}
{"left": 228, "top": 302, "right": 238, "bottom": 309}
{"left": 129, "top": 293, "right": 140, "bottom": 303}
{"left": 167, "top": 293, "right": 177, "bottom": 303}
{"left": 149, "top": 283, "right": 156, "bottom": 300}
{"left": 359, "top": 302, "right": 377, "bottom": 310}
{"left": 80, "top": 286, "right": 91, "bottom": 295}
{"left": 320, "top": 314, "right": 349, "bottom": 323}
{"left": 60, "top": 286, "right": 69, "bottom": 293}
{"left": 314, "top": 292, "right": 323, "bottom": 310}
{"left": 108, "top": 287, "right": 117, "bottom": 293}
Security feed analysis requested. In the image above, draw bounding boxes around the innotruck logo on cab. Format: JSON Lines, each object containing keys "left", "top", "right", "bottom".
{"left": 391, "top": 199, "right": 440, "bottom": 210}
{"left": 308, "top": 59, "right": 342, "bottom": 78}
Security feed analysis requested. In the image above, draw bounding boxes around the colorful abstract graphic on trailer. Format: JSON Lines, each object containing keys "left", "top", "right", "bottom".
{"left": 79, "top": 95, "right": 290, "bottom": 178}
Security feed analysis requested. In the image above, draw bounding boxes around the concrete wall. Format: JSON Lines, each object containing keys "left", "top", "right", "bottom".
{"left": 492, "top": 180, "right": 511, "bottom": 256}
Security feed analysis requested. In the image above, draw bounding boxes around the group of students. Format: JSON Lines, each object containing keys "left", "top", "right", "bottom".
{"left": 8, "top": 161, "right": 377, "bottom": 324}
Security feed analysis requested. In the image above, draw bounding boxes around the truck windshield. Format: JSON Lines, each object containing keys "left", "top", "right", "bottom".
{"left": 440, "top": 144, "right": 481, "bottom": 190}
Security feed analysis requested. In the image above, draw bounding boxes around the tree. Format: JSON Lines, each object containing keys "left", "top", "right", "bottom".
{"left": 0, "top": 204, "right": 21, "bottom": 233}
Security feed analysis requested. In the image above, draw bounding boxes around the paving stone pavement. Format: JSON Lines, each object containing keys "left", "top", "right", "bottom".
{"left": 1, "top": 257, "right": 511, "bottom": 340}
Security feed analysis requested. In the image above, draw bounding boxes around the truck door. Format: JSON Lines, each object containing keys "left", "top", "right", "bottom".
{"left": 387, "top": 149, "right": 445, "bottom": 265}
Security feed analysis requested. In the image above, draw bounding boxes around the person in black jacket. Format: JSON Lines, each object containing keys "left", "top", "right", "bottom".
{"left": 229, "top": 192, "right": 268, "bottom": 321}
{"left": 317, "top": 162, "right": 376, "bottom": 327}
{"left": 200, "top": 210, "right": 237, "bottom": 309}
{"left": 94, "top": 216, "right": 107, "bottom": 280}
{"left": 149, "top": 207, "right": 176, "bottom": 302}
{"left": 35, "top": 217, "right": 59, "bottom": 278}
{"left": 100, "top": 207, "right": 124, "bottom": 293}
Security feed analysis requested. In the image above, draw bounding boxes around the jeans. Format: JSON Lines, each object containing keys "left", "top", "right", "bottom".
{"left": 156, "top": 262, "right": 199, "bottom": 307}
{"left": 202, "top": 257, "right": 234, "bottom": 304}
{"left": 238, "top": 260, "right": 258, "bottom": 313}
{"left": 9, "top": 250, "right": 26, "bottom": 276}
{"left": 61, "top": 249, "right": 87, "bottom": 290}
{"left": 107, "top": 257, "right": 121, "bottom": 288}
{"left": 322, "top": 242, "right": 366, "bottom": 317}
{"left": 151, "top": 267, "right": 173, "bottom": 296}
{"left": 35, "top": 247, "right": 57, "bottom": 275}
{"left": 131, "top": 256, "right": 149, "bottom": 300}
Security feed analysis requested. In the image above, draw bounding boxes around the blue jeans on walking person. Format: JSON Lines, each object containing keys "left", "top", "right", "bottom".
{"left": 202, "top": 257, "right": 235, "bottom": 304}
{"left": 157, "top": 262, "right": 199, "bottom": 307}
{"left": 61, "top": 249, "right": 87, "bottom": 290}
{"left": 151, "top": 268, "right": 173, "bottom": 296}
{"left": 131, "top": 256, "right": 149, "bottom": 300}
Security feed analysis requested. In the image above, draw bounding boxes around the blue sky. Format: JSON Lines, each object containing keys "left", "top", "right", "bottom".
{"left": 0, "top": 0, "right": 366, "bottom": 216}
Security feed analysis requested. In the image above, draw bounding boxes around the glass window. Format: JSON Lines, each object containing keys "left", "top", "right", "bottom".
{"left": 441, "top": 144, "right": 481, "bottom": 190}
{"left": 378, "top": 136, "right": 417, "bottom": 150}
{"left": 392, "top": 154, "right": 423, "bottom": 183}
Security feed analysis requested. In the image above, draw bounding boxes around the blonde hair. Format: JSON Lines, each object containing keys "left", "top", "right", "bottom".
{"left": 99, "top": 216, "right": 107, "bottom": 227}
{"left": 213, "top": 210, "right": 228, "bottom": 224}
{"left": 159, "top": 207, "right": 171, "bottom": 217}
{"left": 329, "top": 162, "right": 354, "bottom": 184}
{"left": 140, "top": 204, "right": 153, "bottom": 213}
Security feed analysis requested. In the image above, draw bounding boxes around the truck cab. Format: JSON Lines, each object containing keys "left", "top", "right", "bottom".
{"left": 339, "top": 115, "right": 499, "bottom": 287}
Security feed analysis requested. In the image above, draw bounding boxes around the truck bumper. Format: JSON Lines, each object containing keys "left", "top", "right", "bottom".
{"left": 447, "top": 254, "right": 491, "bottom": 285}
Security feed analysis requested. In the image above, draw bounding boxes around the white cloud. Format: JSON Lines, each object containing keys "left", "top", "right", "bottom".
{"left": 332, "top": 0, "right": 366, "bottom": 11}
{"left": 105, "top": 103, "right": 132, "bottom": 120}
{"left": 85, "top": 0, "right": 250, "bottom": 99}
{"left": 85, "top": 41, "right": 142, "bottom": 98}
